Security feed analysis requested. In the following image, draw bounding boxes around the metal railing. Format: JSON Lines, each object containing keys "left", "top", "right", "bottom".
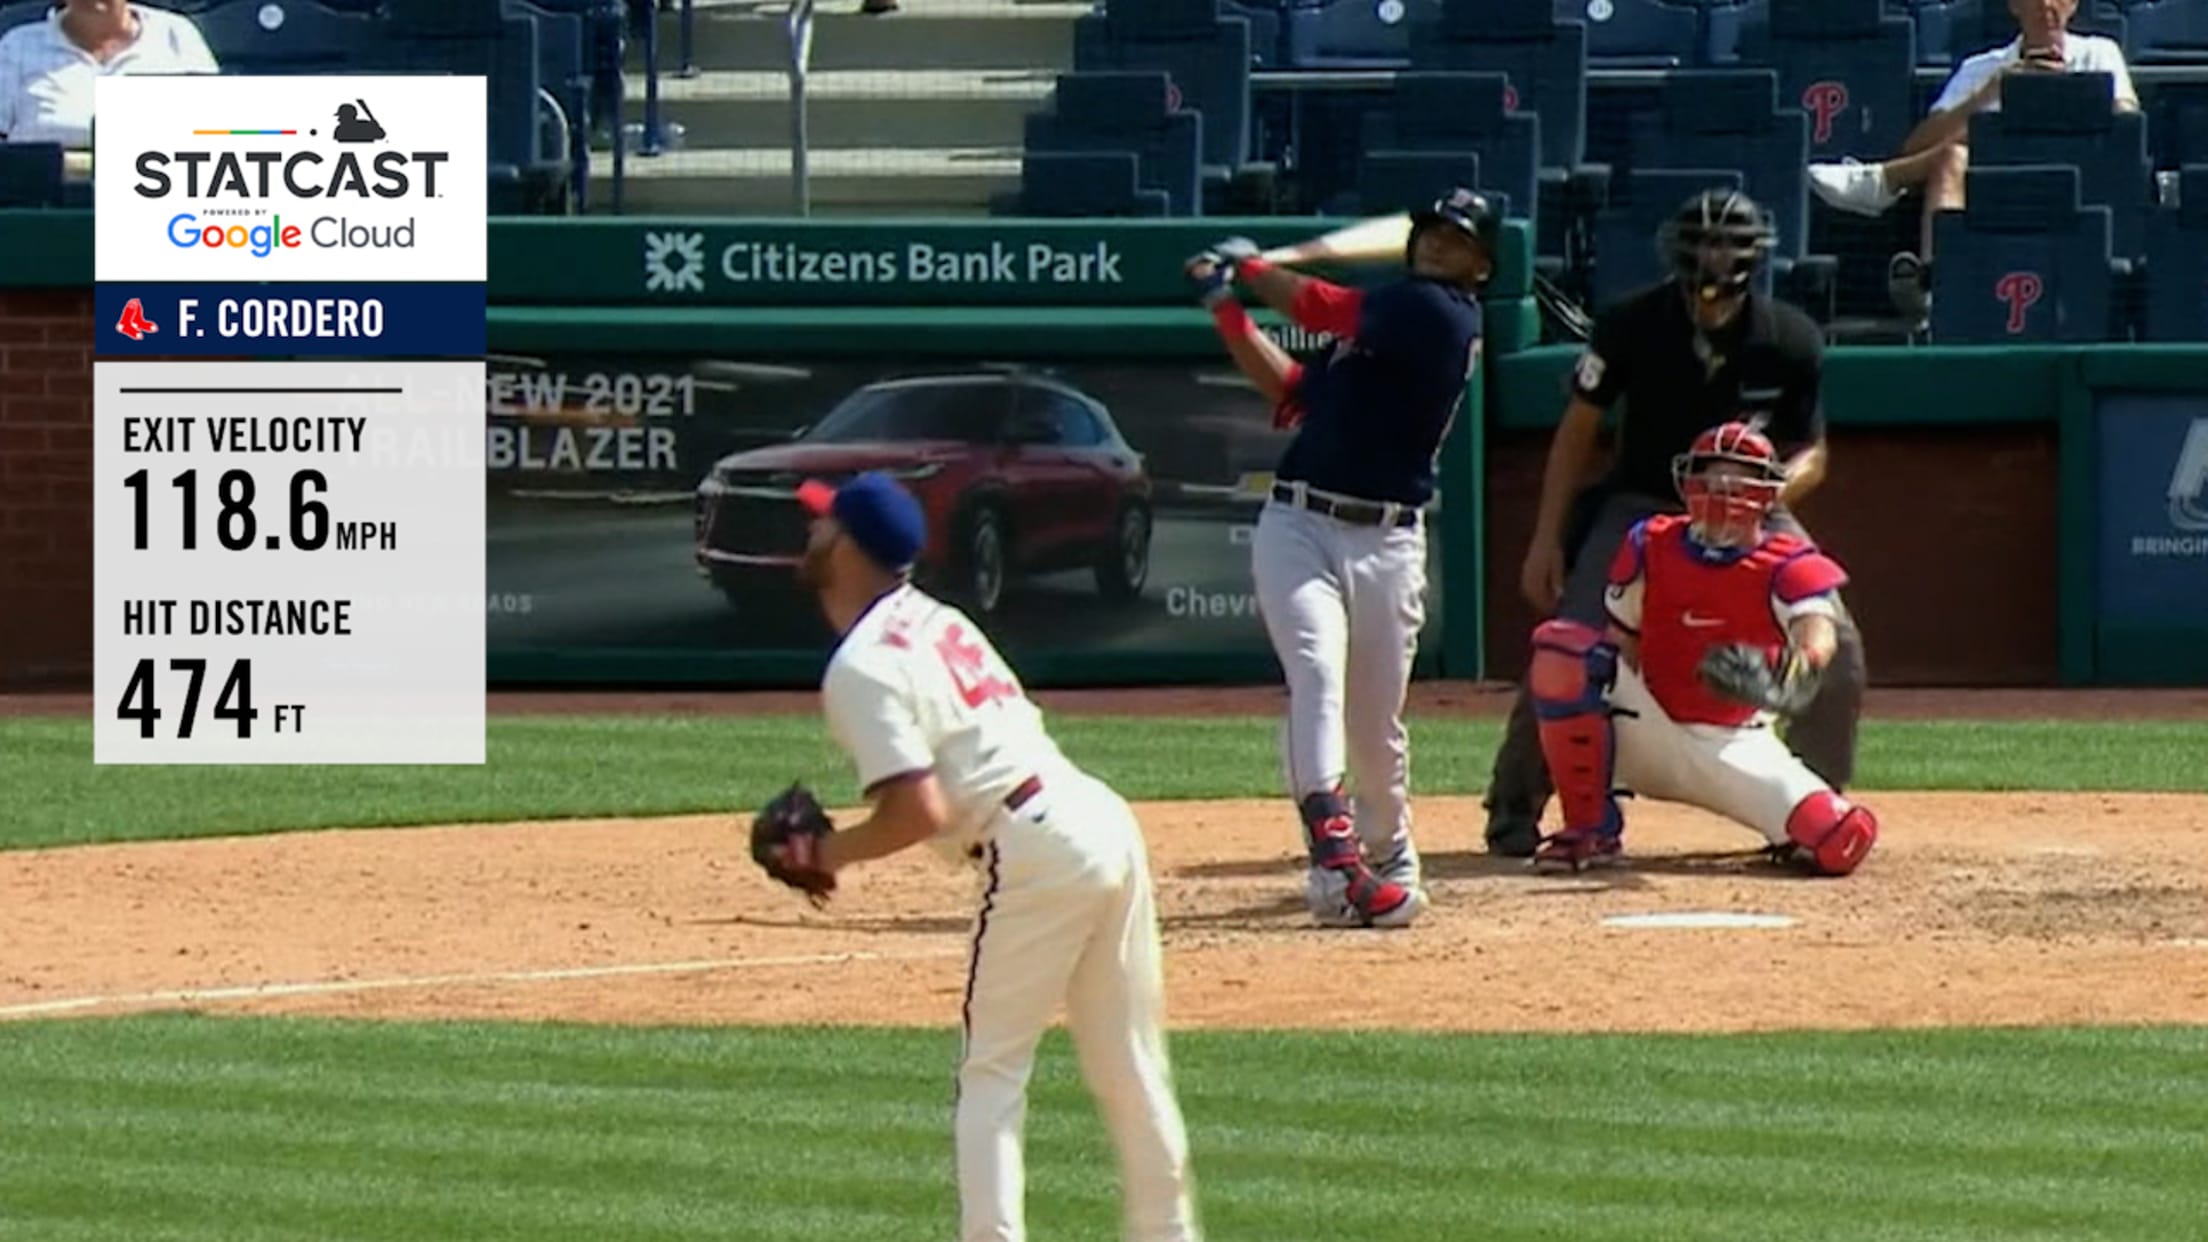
{"left": 788, "top": 0, "right": 818, "bottom": 215}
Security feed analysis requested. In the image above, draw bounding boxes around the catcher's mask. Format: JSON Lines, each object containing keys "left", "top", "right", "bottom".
{"left": 1407, "top": 186, "right": 1499, "bottom": 290}
{"left": 1659, "top": 188, "right": 1775, "bottom": 307}
{"left": 1673, "top": 421, "right": 1786, "bottom": 548}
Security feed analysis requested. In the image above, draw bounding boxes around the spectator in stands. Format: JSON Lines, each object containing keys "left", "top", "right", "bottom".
{"left": 1801, "top": 0, "right": 2136, "bottom": 319}
{"left": 0, "top": 1, "right": 216, "bottom": 148}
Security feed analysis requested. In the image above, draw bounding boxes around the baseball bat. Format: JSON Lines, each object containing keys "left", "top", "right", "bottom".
{"left": 1258, "top": 213, "right": 1413, "bottom": 267}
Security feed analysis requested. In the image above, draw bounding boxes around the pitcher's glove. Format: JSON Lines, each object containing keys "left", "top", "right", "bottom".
{"left": 750, "top": 782, "right": 837, "bottom": 908}
{"left": 1698, "top": 642, "right": 1823, "bottom": 717}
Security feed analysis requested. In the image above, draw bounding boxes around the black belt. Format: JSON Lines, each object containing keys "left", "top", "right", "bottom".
{"left": 970, "top": 776, "right": 1044, "bottom": 860}
{"left": 1272, "top": 482, "right": 1421, "bottom": 529}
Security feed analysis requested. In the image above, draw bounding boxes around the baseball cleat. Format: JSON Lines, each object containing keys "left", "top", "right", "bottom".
{"left": 1532, "top": 828, "right": 1623, "bottom": 873}
{"left": 1305, "top": 862, "right": 1422, "bottom": 929}
{"left": 1373, "top": 841, "right": 1425, "bottom": 898}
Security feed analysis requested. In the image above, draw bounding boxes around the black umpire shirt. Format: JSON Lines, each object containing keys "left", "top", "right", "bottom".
{"left": 1568, "top": 281, "right": 1826, "bottom": 501}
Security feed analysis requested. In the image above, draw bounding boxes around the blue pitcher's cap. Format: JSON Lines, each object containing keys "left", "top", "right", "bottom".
{"left": 797, "top": 472, "right": 924, "bottom": 574}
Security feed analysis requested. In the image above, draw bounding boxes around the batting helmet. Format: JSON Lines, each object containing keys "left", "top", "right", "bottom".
{"left": 1659, "top": 188, "right": 1776, "bottom": 303}
{"left": 1408, "top": 186, "right": 1500, "bottom": 287}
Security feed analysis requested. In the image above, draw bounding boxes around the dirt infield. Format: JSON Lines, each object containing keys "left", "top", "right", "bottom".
{"left": 8, "top": 793, "right": 2208, "bottom": 1032}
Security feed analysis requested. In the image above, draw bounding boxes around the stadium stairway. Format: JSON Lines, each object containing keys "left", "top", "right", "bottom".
{"left": 602, "top": 0, "right": 1086, "bottom": 213}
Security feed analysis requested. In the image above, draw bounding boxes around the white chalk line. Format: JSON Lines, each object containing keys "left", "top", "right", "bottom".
{"left": 0, "top": 947, "right": 966, "bottom": 1021}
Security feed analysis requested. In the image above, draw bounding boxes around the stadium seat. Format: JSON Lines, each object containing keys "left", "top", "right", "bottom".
{"left": 1358, "top": 73, "right": 1541, "bottom": 234}
{"left": 1073, "top": 4, "right": 1256, "bottom": 177}
{"left": 2147, "top": 80, "right": 2208, "bottom": 172}
{"left": 996, "top": 150, "right": 1171, "bottom": 217}
{"left": 1282, "top": 0, "right": 1444, "bottom": 67}
{"left": 2121, "top": 0, "right": 2208, "bottom": 63}
{"left": 1024, "top": 71, "right": 1204, "bottom": 216}
{"left": 1589, "top": 167, "right": 1759, "bottom": 308}
{"left": 1415, "top": 0, "right": 1591, "bottom": 171}
{"left": 190, "top": 0, "right": 382, "bottom": 72}
{"left": 2142, "top": 164, "right": 2208, "bottom": 341}
{"left": 1358, "top": 150, "right": 1499, "bottom": 219}
{"left": 1413, "top": 0, "right": 1608, "bottom": 275}
{"left": 1912, "top": 0, "right": 2126, "bottom": 66}
{"left": 1967, "top": 71, "right": 2151, "bottom": 259}
{"left": 0, "top": 141, "right": 63, "bottom": 207}
{"left": 1625, "top": 69, "right": 1833, "bottom": 307}
{"left": 382, "top": 0, "right": 508, "bottom": 37}
{"left": 1929, "top": 165, "right": 2117, "bottom": 342}
{"left": 1559, "top": 0, "right": 1702, "bottom": 67}
{"left": 1708, "top": 0, "right": 1916, "bottom": 163}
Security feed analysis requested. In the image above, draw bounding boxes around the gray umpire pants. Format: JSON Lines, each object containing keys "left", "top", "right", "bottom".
{"left": 1483, "top": 489, "right": 1869, "bottom": 822}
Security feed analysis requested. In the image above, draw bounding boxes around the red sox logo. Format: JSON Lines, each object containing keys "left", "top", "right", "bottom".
{"left": 1996, "top": 270, "right": 2045, "bottom": 334}
{"left": 1502, "top": 81, "right": 1520, "bottom": 112}
{"left": 1802, "top": 80, "right": 1850, "bottom": 146}
{"left": 1165, "top": 80, "right": 1183, "bottom": 111}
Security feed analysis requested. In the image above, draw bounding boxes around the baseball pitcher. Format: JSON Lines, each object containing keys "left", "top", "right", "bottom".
{"left": 1527, "top": 422, "right": 1880, "bottom": 875}
{"left": 750, "top": 471, "right": 1201, "bottom": 1242}
{"left": 1183, "top": 188, "right": 1496, "bottom": 929}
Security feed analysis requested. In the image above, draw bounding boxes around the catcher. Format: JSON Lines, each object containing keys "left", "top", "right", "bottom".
{"left": 750, "top": 470, "right": 1202, "bottom": 1242}
{"left": 1527, "top": 421, "right": 1880, "bottom": 875}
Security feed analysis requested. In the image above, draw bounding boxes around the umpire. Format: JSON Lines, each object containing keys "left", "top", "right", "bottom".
{"left": 1482, "top": 188, "right": 1870, "bottom": 857}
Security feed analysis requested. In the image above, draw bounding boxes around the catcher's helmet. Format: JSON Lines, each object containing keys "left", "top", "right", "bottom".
{"left": 1408, "top": 186, "right": 1500, "bottom": 287}
{"left": 1659, "top": 188, "right": 1776, "bottom": 303}
{"left": 1672, "top": 420, "right": 1786, "bottom": 547}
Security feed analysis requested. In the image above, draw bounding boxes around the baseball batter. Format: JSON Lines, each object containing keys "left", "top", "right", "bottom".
{"left": 1527, "top": 422, "right": 1879, "bottom": 874}
{"left": 1184, "top": 188, "right": 1496, "bottom": 928}
{"left": 753, "top": 471, "right": 1201, "bottom": 1242}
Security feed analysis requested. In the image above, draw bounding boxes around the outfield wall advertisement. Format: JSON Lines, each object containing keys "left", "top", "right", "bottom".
{"left": 482, "top": 348, "right": 1446, "bottom": 668}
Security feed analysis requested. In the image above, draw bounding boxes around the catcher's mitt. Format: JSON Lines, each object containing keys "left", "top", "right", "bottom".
{"left": 1697, "top": 642, "right": 1823, "bottom": 717}
{"left": 750, "top": 782, "right": 837, "bottom": 907}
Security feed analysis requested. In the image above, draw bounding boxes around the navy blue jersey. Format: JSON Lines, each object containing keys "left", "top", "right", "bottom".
{"left": 1273, "top": 277, "right": 1483, "bottom": 508}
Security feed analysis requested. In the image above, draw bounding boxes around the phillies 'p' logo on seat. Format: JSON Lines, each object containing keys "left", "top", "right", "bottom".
{"left": 1502, "top": 80, "right": 1520, "bottom": 112}
{"left": 1996, "top": 271, "right": 2045, "bottom": 334}
{"left": 1801, "top": 81, "right": 1850, "bottom": 147}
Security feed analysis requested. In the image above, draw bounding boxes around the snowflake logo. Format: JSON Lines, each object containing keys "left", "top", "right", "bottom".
{"left": 643, "top": 231, "right": 707, "bottom": 293}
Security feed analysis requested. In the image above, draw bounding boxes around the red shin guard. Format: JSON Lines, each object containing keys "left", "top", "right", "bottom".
{"left": 1785, "top": 791, "right": 1879, "bottom": 876}
{"left": 1528, "top": 619, "right": 1622, "bottom": 837}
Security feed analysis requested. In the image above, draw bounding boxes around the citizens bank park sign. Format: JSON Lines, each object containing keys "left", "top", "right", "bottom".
{"left": 483, "top": 218, "right": 1396, "bottom": 307}
{"left": 93, "top": 75, "right": 487, "bottom": 283}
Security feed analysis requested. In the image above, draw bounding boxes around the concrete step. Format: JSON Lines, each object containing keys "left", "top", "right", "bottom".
{"left": 646, "top": 0, "right": 1084, "bottom": 72}
{"left": 624, "top": 68, "right": 1053, "bottom": 149}
{"left": 590, "top": 144, "right": 1017, "bottom": 213}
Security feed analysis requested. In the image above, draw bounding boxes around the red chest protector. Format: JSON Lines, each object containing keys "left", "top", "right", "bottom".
{"left": 1616, "top": 515, "right": 1844, "bottom": 727}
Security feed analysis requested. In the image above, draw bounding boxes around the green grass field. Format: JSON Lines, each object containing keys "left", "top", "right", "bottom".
{"left": 5, "top": 714, "right": 2208, "bottom": 850}
{"left": 5, "top": 712, "right": 2206, "bottom": 1240}
{"left": 1, "top": 1017, "right": 2204, "bottom": 1241}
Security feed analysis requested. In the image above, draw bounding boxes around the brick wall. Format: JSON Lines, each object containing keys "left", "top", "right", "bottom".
{"left": 1, "top": 289, "right": 94, "bottom": 690}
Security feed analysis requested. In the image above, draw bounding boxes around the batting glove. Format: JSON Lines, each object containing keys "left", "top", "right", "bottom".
{"left": 1212, "top": 236, "right": 1261, "bottom": 266}
{"left": 1185, "top": 250, "right": 1235, "bottom": 307}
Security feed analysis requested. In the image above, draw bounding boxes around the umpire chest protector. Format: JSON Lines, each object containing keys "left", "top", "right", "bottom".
{"left": 1583, "top": 284, "right": 1823, "bottom": 502}
{"left": 1275, "top": 278, "right": 1484, "bottom": 509}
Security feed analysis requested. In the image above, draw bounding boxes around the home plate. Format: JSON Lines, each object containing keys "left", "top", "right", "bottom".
{"left": 1603, "top": 912, "right": 1798, "bottom": 931}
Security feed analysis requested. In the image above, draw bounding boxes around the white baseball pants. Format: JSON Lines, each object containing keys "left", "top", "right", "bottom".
{"left": 956, "top": 772, "right": 1200, "bottom": 1242}
{"left": 1249, "top": 497, "right": 1428, "bottom": 861}
{"left": 1608, "top": 664, "right": 1833, "bottom": 845}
